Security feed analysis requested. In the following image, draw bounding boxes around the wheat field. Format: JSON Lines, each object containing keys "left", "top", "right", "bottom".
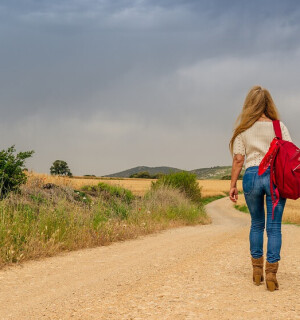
{"left": 197, "top": 180, "right": 243, "bottom": 197}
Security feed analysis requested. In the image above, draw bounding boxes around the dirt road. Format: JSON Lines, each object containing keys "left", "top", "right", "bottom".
{"left": 0, "top": 197, "right": 299, "bottom": 320}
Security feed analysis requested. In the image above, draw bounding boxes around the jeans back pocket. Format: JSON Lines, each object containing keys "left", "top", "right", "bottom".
{"left": 243, "top": 171, "right": 256, "bottom": 195}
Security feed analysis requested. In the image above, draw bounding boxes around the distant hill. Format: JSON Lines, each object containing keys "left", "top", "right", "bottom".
{"left": 103, "top": 166, "right": 183, "bottom": 178}
{"left": 192, "top": 166, "right": 245, "bottom": 179}
{"left": 103, "top": 165, "right": 245, "bottom": 179}
{"left": 191, "top": 166, "right": 241, "bottom": 179}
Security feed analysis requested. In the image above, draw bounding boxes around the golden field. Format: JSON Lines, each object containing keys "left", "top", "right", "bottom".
{"left": 30, "top": 173, "right": 154, "bottom": 196}
{"left": 29, "top": 173, "right": 299, "bottom": 225}
{"left": 30, "top": 173, "right": 242, "bottom": 197}
{"left": 197, "top": 180, "right": 243, "bottom": 197}
{"left": 235, "top": 193, "right": 300, "bottom": 225}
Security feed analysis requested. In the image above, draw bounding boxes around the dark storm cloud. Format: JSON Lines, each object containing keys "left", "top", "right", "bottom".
{"left": 0, "top": 0, "right": 300, "bottom": 174}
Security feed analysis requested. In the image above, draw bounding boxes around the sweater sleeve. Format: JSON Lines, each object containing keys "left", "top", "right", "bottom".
{"left": 280, "top": 121, "right": 292, "bottom": 142}
{"left": 232, "top": 133, "right": 246, "bottom": 156}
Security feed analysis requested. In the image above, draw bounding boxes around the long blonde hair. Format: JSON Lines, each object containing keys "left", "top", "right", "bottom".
{"left": 229, "top": 85, "right": 280, "bottom": 156}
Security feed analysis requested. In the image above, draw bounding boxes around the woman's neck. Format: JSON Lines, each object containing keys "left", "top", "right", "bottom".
{"left": 258, "top": 114, "right": 272, "bottom": 122}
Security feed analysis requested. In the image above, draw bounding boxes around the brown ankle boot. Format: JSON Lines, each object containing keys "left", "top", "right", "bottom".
{"left": 251, "top": 256, "right": 264, "bottom": 285}
{"left": 265, "top": 261, "right": 279, "bottom": 291}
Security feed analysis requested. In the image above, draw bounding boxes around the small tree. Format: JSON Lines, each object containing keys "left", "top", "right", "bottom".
{"left": 130, "top": 171, "right": 151, "bottom": 178}
{"left": 50, "top": 160, "right": 72, "bottom": 177}
{"left": 0, "top": 145, "right": 34, "bottom": 199}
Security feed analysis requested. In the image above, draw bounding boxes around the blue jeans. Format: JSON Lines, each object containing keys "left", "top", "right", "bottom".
{"left": 243, "top": 165, "right": 286, "bottom": 263}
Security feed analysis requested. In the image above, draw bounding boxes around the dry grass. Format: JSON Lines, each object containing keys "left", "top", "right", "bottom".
{"left": 235, "top": 193, "right": 300, "bottom": 225}
{"left": 0, "top": 174, "right": 209, "bottom": 268}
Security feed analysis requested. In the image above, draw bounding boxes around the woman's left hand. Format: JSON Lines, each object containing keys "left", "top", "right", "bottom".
{"left": 229, "top": 187, "right": 238, "bottom": 202}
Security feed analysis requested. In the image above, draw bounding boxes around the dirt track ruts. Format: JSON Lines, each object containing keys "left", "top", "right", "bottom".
{"left": 0, "top": 197, "right": 299, "bottom": 320}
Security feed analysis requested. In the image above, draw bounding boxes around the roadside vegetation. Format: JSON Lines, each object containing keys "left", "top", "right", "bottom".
{"left": 234, "top": 204, "right": 249, "bottom": 213}
{"left": 201, "top": 194, "right": 226, "bottom": 205}
{"left": 151, "top": 171, "right": 202, "bottom": 203}
{"left": 0, "top": 170, "right": 210, "bottom": 268}
{"left": 0, "top": 145, "right": 34, "bottom": 199}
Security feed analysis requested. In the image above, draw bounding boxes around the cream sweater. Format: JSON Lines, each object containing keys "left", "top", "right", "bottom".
{"left": 232, "top": 121, "right": 292, "bottom": 169}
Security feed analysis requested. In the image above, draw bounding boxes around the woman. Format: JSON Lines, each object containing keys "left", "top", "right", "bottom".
{"left": 228, "top": 85, "right": 292, "bottom": 292}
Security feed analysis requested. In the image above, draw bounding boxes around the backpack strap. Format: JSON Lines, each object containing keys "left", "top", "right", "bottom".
{"left": 270, "top": 155, "right": 280, "bottom": 220}
{"left": 273, "top": 120, "right": 282, "bottom": 140}
{"left": 269, "top": 123, "right": 282, "bottom": 220}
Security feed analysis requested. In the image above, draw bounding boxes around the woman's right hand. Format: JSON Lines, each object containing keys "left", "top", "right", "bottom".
{"left": 229, "top": 187, "right": 238, "bottom": 202}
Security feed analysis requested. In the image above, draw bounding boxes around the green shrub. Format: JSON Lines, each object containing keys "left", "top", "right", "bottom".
{"left": 129, "top": 171, "right": 165, "bottom": 179}
{"left": 81, "top": 182, "right": 134, "bottom": 204}
{"left": 130, "top": 171, "right": 152, "bottom": 178}
{"left": 73, "top": 190, "right": 91, "bottom": 205}
{"left": 152, "top": 173, "right": 165, "bottom": 179}
{"left": 234, "top": 204, "right": 249, "bottom": 213}
{"left": 151, "top": 171, "right": 202, "bottom": 203}
{"left": 105, "top": 198, "right": 130, "bottom": 220}
{"left": 0, "top": 145, "right": 34, "bottom": 199}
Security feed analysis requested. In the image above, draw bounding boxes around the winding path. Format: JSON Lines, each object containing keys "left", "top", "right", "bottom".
{"left": 0, "top": 198, "right": 299, "bottom": 319}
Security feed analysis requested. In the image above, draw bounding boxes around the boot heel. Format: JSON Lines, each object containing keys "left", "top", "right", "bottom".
{"left": 251, "top": 256, "right": 264, "bottom": 286}
{"left": 254, "top": 275, "right": 261, "bottom": 286}
{"left": 266, "top": 280, "right": 276, "bottom": 292}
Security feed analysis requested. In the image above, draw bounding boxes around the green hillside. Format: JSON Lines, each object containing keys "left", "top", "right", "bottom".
{"left": 191, "top": 166, "right": 245, "bottom": 179}
{"left": 103, "top": 165, "right": 245, "bottom": 179}
{"left": 103, "top": 166, "right": 183, "bottom": 178}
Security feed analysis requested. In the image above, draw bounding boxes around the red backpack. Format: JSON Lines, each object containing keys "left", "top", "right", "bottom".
{"left": 258, "top": 120, "right": 300, "bottom": 219}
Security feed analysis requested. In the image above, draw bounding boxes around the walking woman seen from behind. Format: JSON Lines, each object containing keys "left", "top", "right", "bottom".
{"left": 229, "top": 85, "right": 293, "bottom": 292}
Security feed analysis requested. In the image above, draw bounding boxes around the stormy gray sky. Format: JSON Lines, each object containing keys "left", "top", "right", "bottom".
{"left": 1, "top": 0, "right": 300, "bottom": 175}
